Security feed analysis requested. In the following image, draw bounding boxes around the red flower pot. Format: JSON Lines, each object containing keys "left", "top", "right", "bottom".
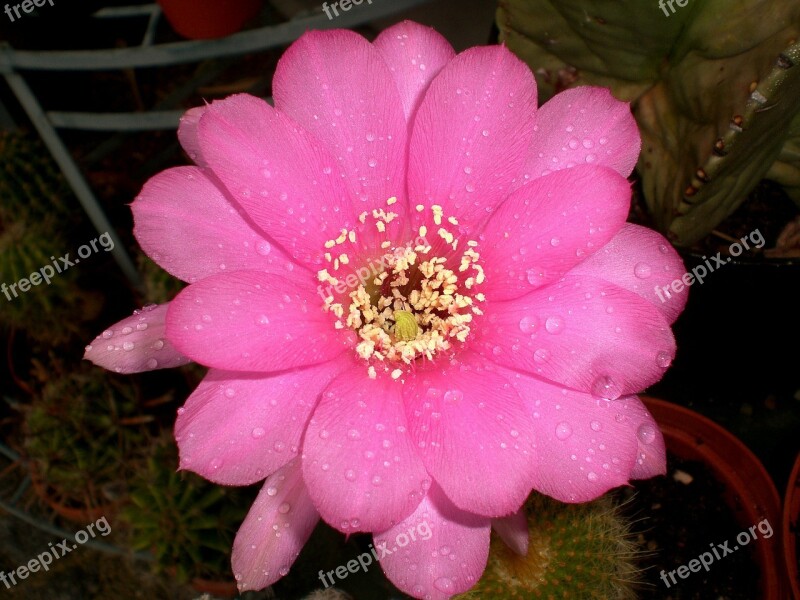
{"left": 783, "top": 452, "right": 800, "bottom": 599}
{"left": 157, "top": 0, "right": 264, "bottom": 40}
{"left": 642, "top": 396, "right": 785, "bottom": 599}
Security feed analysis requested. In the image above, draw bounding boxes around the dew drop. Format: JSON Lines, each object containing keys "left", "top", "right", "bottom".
{"left": 545, "top": 316, "right": 564, "bottom": 334}
{"left": 443, "top": 390, "right": 463, "bottom": 403}
{"left": 266, "top": 486, "right": 278, "bottom": 496}
{"left": 102, "top": 330, "right": 113, "bottom": 339}
{"left": 518, "top": 316, "right": 537, "bottom": 334}
{"left": 256, "top": 241, "right": 272, "bottom": 256}
{"left": 434, "top": 577, "right": 454, "bottom": 592}
{"left": 533, "top": 348, "right": 550, "bottom": 363}
{"left": 555, "top": 421, "right": 572, "bottom": 440}
{"left": 590, "top": 420, "right": 601, "bottom": 432}
{"left": 526, "top": 267, "right": 546, "bottom": 287}
{"left": 146, "top": 358, "right": 158, "bottom": 369}
{"left": 252, "top": 427, "right": 266, "bottom": 439}
{"left": 656, "top": 351, "right": 673, "bottom": 368}
{"left": 591, "top": 375, "right": 621, "bottom": 400}
{"left": 637, "top": 424, "right": 657, "bottom": 445}
{"left": 587, "top": 471, "right": 599, "bottom": 482}
{"left": 278, "top": 502, "right": 291, "bottom": 514}
{"left": 122, "top": 342, "right": 135, "bottom": 351}
{"left": 634, "top": 263, "right": 652, "bottom": 279}
{"left": 344, "top": 469, "right": 357, "bottom": 481}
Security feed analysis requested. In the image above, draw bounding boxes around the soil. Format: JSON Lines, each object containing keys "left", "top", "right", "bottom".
{"left": 617, "top": 453, "right": 760, "bottom": 600}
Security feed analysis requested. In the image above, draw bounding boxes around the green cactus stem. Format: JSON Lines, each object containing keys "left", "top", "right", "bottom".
{"left": 456, "top": 492, "right": 640, "bottom": 599}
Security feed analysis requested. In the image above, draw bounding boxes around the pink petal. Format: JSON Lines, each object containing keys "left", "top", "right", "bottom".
{"left": 232, "top": 459, "right": 320, "bottom": 593}
{"left": 628, "top": 398, "right": 666, "bottom": 479}
{"left": 500, "top": 368, "right": 657, "bottom": 502}
{"left": 197, "top": 94, "right": 364, "bottom": 268}
{"left": 176, "top": 359, "right": 347, "bottom": 486}
{"left": 377, "top": 483, "right": 490, "bottom": 599}
{"left": 520, "top": 86, "right": 640, "bottom": 184}
{"left": 402, "top": 357, "right": 537, "bottom": 517}
{"left": 177, "top": 106, "right": 207, "bottom": 166}
{"left": 408, "top": 45, "right": 537, "bottom": 232}
{"left": 84, "top": 303, "right": 190, "bottom": 373}
{"left": 479, "top": 165, "right": 631, "bottom": 302}
{"left": 302, "top": 367, "right": 429, "bottom": 533}
{"left": 166, "top": 270, "right": 354, "bottom": 372}
{"left": 373, "top": 21, "right": 456, "bottom": 124}
{"left": 132, "top": 166, "right": 297, "bottom": 283}
{"left": 477, "top": 275, "right": 676, "bottom": 397}
{"left": 491, "top": 509, "right": 529, "bottom": 556}
{"left": 571, "top": 224, "right": 688, "bottom": 324}
{"left": 272, "top": 29, "right": 409, "bottom": 249}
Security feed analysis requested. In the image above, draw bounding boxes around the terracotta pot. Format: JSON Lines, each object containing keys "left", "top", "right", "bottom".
{"left": 783, "top": 452, "right": 800, "bottom": 599}
{"left": 191, "top": 577, "right": 239, "bottom": 598}
{"left": 641, "top": 396, "right": 785, "bottom": 599}
{"left": 157, "top": 0, "right": 264, "bottom": 40}
{"left": 29, "top": 462, "right": 118, "bottom": 524}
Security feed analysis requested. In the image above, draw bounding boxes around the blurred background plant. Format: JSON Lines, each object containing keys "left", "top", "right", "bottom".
{"left": 16, "top": 354, "right": 150, "bottom": 521}
{"left": 496, "top": 0, "right": 800, "bottom": 249}
{"left": 0, "top": 130, "right": 103, "bottom": 344}
{"left": 120, "top": 433, "right": 256, "bottom": 590}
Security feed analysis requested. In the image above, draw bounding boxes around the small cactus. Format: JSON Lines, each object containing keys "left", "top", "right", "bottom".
{"left": 456, "top": 492, "right": 640, "bottom": 599}
{"left": 497, "top": 0, "right": 800, "bottom": 246}
{"left": 0, "top": 130, "right": 101, "bottom": 343}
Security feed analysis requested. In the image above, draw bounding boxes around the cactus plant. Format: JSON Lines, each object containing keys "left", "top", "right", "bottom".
{"left": 496, "top": 0, "right": 800, "bottom": 246}
{"left": 21, "top": 357, "right": 147, "bottom": 517}
{"left": 456, "top": 492, "right": 640, "bottom": 599}
{"left": 0, "top": 130, "right": 101, "bottom": 343}
{"left": 121, "top": 433, "right": 254, "bottom": 584}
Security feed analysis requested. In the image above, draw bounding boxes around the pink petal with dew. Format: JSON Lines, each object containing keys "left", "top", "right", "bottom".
{"left": 166, "top": 270, "right": 354, "bottom": 373}
{"left": 479, "top": 164, "right": 631, "bottom": 302}
{"left": 132, "top": 166, "right": 298, "bottom": 284}
{"left": 176, "top": 357, "right": 349, "bottom": 486}
{"left": 491, "top": 509, "right": 529, "bottom": 556}
{"left": 402, "top": 357, "right": 537, "bottom": 517}
{"left": 302, "top": 367, "right": 429, "bottom": 533}
{"left": 408, "top": 45, "right": 537, "bottom": 234}
{"left": 272, "top": 29, "right": 409, "bottom": 249}
{"left": 84, "top": 303, "right": 189, "bottom": 373}
{"left": 571, "top": 223, "right": 688, "bottom": 324}
{"left": 177, "top": 105, "right": 207, "bottom": 166}
{"left": 519, "top": 86, "right": 641, "bottom": 185}
{"left": 374, "top": 21, "right": 455, "bottom": 124}
{"left": 377, "top": 482, "right": 490, "bottom": 600}
{"left": 197, "top": 94, "right": 365, "bottom": 268}
{"left": 501, "top": 367, "right": 662, "bottom": 502}
{"left": 232, "top": 458, "right": 320, "bottom": 593}
{"left": 478, "top": 274, "right": 676, "bottom": 398}
{"left": 628, "top": 400, "right": 666, "bottom": 480}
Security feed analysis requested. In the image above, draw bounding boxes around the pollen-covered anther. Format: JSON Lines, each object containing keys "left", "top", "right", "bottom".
{"left": 320, "top": 198, "right": 487, "bottom": 377}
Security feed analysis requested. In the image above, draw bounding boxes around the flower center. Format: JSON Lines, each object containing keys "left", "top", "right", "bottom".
{"left": 317, "top": 197, "right": 486, "bottom": 380}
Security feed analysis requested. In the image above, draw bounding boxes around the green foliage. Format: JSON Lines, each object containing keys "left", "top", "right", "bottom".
{"left": 497, "top": 0, "right": 800, "bottom": 245}
{"left": 0, "top": 130, "right": 101, "bottom": 343}
{"left": 121, "top": 435, "right": 253, "bottom": 583}
{"left": 457, "top": 492, "right": 640, "bottom": 599}
{"left": 23, "top": 358, "right": 147, "bottom": 510}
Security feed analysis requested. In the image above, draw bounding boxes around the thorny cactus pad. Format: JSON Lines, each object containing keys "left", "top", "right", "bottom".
{"left": 85, "top": 21, "right": 685, "bottom": 599}
{"left": 497, "top": 0, "right": 800, "bottom": 246}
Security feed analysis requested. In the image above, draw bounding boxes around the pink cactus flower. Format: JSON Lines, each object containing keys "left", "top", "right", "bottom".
{"left": 85, "top": 20, "right": 687, "bottom": 599}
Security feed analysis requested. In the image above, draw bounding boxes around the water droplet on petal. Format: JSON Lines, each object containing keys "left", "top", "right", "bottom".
{"left": 526, "top": 267, "right": 546, "bottom": 287}
{"left": 656, "top": 351, "right": 673, "bottom": 368}
{"left": 590, "top": 420, "right": 601, "bottom": 432}
{"left": 637, "top": 424, "right": 657, "bottom": 445}
{"left": 634, "top": 263, "right": 652, "bottom": 279}
{"left": 123, "top": 342, "right": 135, "bottom": 351}
{"left": 545, "top": 316, "right": 564, "bottom": 334}
{"left": 587, "top": 471, "right": 599, "bottom": 482}
{"left": 252, "top": 427, "right": 265, "bottom": 439}
{"left": 519, "top": 316, "right": 537, "bottom": 334}
{"left": 591, "top": 376, "right": 622, "bottom": 400}
{"left": 533, "top": 348, "right": 550, "bottom": 363}
{"left": 434, "top": 577, "right": 454, "bottom": 592}
{"left": 344, "top": 469, "right": 357, "bottom": 481}
{"left": 266, "top": 486, "right": 277, "bottom": 496}
{"left": 555, "top": 421, "right": 572, "bottom": 440}
{"left": 278, "top": 502, "right": 291, "bottom": 514}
